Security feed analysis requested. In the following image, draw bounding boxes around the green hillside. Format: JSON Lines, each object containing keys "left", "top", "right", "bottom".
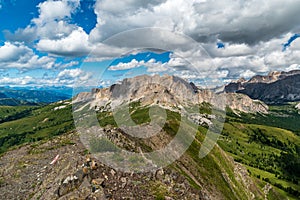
{"left": 0, "top": 101, "right": 299, "bottom": 199}
{"left": 0, "top": 101, "right": 74, "bottom": 154}
{"left": 221, "top": 104, "right": 300, "bottom": 198}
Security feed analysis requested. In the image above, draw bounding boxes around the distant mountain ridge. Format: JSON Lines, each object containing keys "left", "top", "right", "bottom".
{"left": 225, "top": 70, "right": 300, "bottom": 104}
{"left": 248, "top": 70, "right": 300, "bottom": 84}
{"left": 0, "top": 87, "right": 71, "bottom": 105}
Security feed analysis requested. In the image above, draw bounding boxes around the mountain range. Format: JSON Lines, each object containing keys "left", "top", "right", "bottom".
{"left": 74, "top": 74, "right": 268, "bottom": 114}
{"left": 225, "top": 70, "right": 300, "bottom": 104}
{"left": 0, "top": 87, "right": 72, "bottom": 105}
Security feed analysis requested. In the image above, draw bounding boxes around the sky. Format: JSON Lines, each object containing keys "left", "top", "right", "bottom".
{"left": 0, "top": 0, "right": 300, "bottom": 88}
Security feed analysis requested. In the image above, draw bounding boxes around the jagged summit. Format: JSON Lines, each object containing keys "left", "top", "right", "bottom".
{"left": 74, "top": 74, "right": 268, "bottom": 113}
{"left": 248, "top": 70, "right": 300, "bottom": 84}
{"left": 108, "top": 74, "right": 198, "bottom": 100}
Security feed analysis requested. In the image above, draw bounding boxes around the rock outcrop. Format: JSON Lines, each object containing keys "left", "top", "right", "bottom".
{"left": 0, "top": 132, "right": 208, "bottom": 200}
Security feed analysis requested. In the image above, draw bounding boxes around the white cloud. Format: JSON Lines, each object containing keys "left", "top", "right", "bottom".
{"left": 286, "top": 64, "right": 300, "bottom": 71}
{"left": 3, "top": 0, "right": 300, "bottom": 86}
{"left": 240, "top": 70, "right": 256, "bottom": 79}
{"left": 6, "top": 0, "right": 85, "bottom": 57}
{"left": 86, "top": 0, "right": 300, "bottom": 83}
{"left": 0, "top": 42, "right": 30, "bottom": 63}
{"left": 6, "top": 0, "right": 80, "bottom": 42}
{"left": 84, "top": 43, "right": 130, "bottom": 62}
{"left": 0, "top": 76, "right": 35, "bottom": 85}
{"left": 109, "top": 58, "right": 168, "bottom": 72}
{"left": 206, "top": 43, "right": 254, "bottom": 57}
{"left": 4, "top": 27, "right": 37, "bottom": 43}
{"left": 37, "top": 20, "right": 77, "bottom": 41}
{"left": 109, "top": 59, "right": 140, "bottom": 71}
{"left": 0, "top": 68, "right": 93, "bottom": 87}
{"left": 0, "top": 42, "right": 56, "bottom": 70}
{"left": 33, "top": 0, "right": 80, "bottom": 24}
{"left": 57, "top": 68, "right": 92, "bottom": 81}
{"left": 37, "top": 28, "right": 91, "bottom": 57}
{"left": 59, "top": 61, "right": 80, "bottom": 68}
{"left": 91, "top": 0, "right": 300, "bottom": 44}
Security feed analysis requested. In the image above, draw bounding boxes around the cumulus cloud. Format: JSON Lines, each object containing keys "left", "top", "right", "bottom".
{"left": 36, "top": 28, "right": 91, "bottom": 57}
{"left": 4, "top": 27, "right": 37, "bottom": 43}
{"left": 5, "top": 0, "right": 85, "bottom": 57}
{"left": 204, "top": 43, "right": 254, "bottom": 57}
{"left": 86, "top": 0, "right": 300, "bottom": 82}
{"left": 0, "top": 42, "right": 56, "bottom": 70}
{"left": 33, "top": 0, "right": 80, "bottom": 24}
{"left": 109, "top": 56, "right": 197, "bottom": 73}
{"left": 58, "top": 61, "right": 80, "bottom": 68}
{"left": 56, "top": 68, "right": 93, "bottom": 86}
{"left": 240, "top": 70, "right": 256, "bottom": 79}
{"left": 109, "top": 58, "right": 169, "bottom": 72}
{"left": 109, "top": 59, "right": 141, "bottom": 71}
{"left": 0, "top": 68, "right": 93, "bottom": 87}
{"left": 0, "top": 76, "right": 35, "bottom": 85}
{"left": 6, "top": 0, "right": 80, "bottom": 41}
{"left": 57, "top": 68, "right": 92, "bottom": 81}
{"left": 90, "top": 0, "right": 300, "bottom": 45}
{"left": 0, "top": 42, "right": 30, "bottom": 63}
{"left": 3, "top": 0, "right": 300, "bottom": 85}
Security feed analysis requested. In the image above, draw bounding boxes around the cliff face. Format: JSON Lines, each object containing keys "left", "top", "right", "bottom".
{"left": 225, "top": 70, "right": 300, "bottom": 104}
{"left": 74, "top": 74, "right": 268, "bottom": 114}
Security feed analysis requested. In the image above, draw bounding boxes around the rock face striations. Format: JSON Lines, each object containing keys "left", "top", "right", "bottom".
{"left": 74, "top": 74, "right": 268, "bottom": 114}
{"left": 225, "top": 70, "right": 300, "bottom": 104}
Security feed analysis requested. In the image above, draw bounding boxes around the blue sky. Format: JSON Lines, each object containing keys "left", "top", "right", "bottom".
{"left": 0, "top": 0, "right": 300, "bottom": 88}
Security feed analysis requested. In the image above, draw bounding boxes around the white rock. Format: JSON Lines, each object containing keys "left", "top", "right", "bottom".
{"left": 54, "top": 105, "right": 66, "bottom": 111}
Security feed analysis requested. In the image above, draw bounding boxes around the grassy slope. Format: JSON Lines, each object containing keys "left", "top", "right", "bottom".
{"left": 0, "top": 101, "right": 299, "bottom": 199}
{"left": 227, "top": 102, "right": 300, "bottom": 134}
{"left": 220, "top": 104, "right": 300, "bottom": 199}
{"left": 0, "top": 101, "right": 74, "bottom": 154}
{"left": 96, "top": 103, "right": 261, "bottom": 199}
{"left": 0, "top": 106, "right": 37, "bottom": 123}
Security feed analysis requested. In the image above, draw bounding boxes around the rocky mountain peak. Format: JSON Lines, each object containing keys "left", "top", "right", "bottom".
{"left": 236, "top": 77, "right": 246, "bottom": 83}
{"left": 268, "top": 71, "right": 281, "bottom": 77}
{"left": 74, "top": 74, "right": 268, "bottom": 114}
{"left": 225, "top": 69, "right": 300, "bottom": 104}
{"left": 248, "top": 73, "right": 280, "bottom": 84}
{"left": 108, "top": 74, "right": 197, "bottom": 100}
